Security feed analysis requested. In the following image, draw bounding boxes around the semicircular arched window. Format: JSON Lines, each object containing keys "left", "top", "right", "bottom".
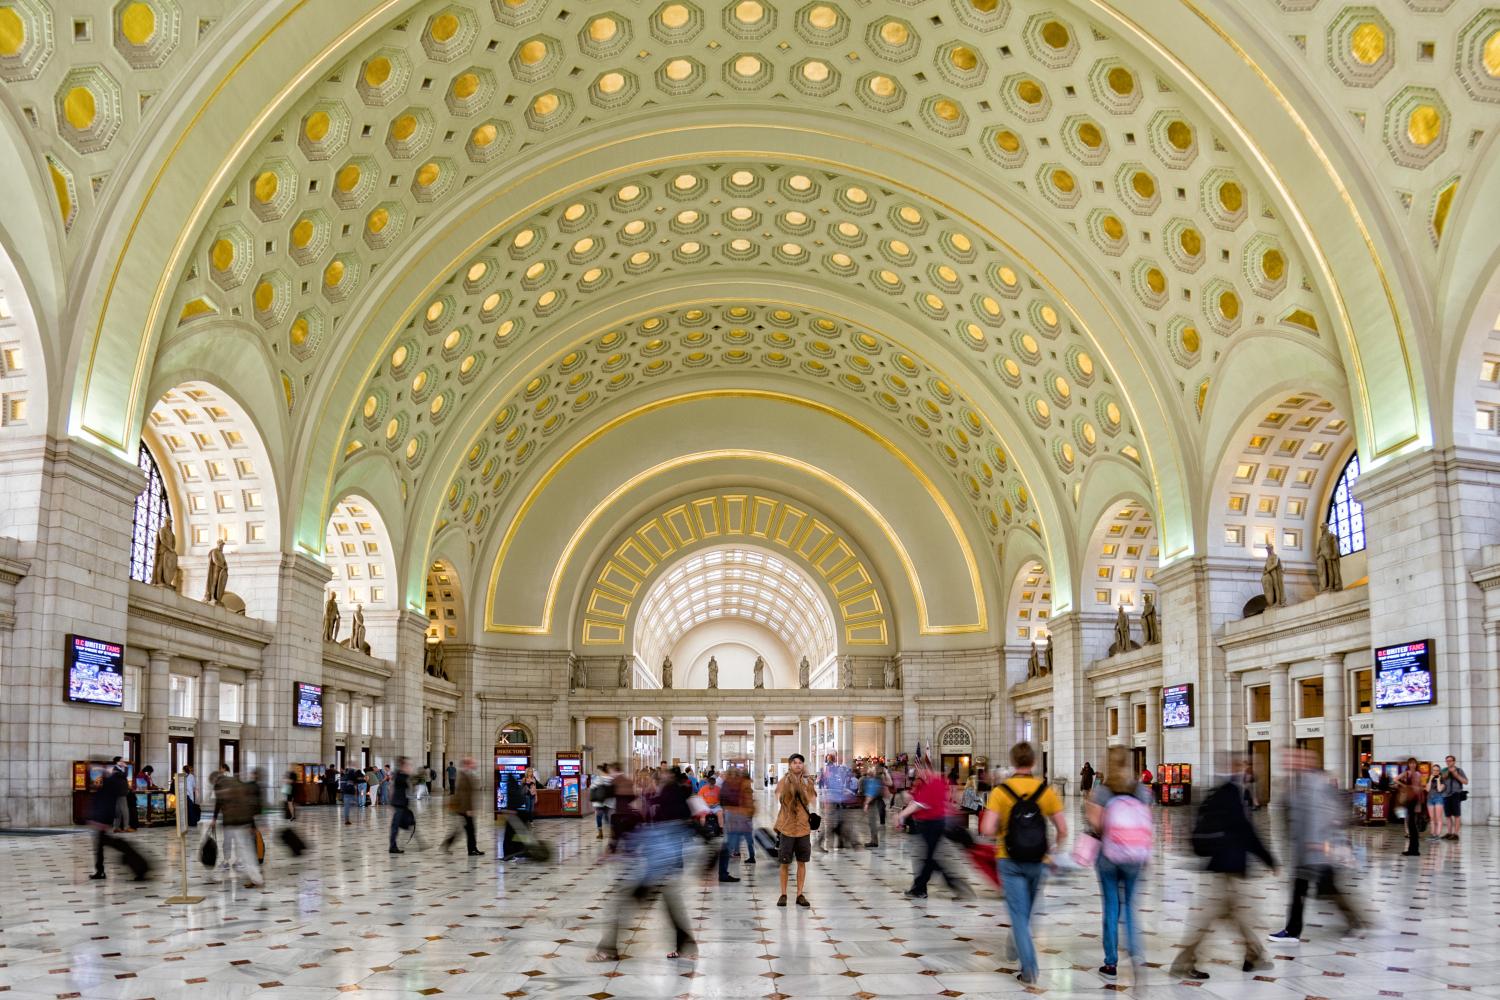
{"left": 1324, "top": 452, "right": 1365, "bottom": 556}
{"left": 128, "top": 442, "right": 172, "bottom": 583}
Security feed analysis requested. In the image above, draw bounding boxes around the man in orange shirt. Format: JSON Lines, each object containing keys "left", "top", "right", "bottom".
{"left": 775, "top": 753, "right": 816, "bottom": 907}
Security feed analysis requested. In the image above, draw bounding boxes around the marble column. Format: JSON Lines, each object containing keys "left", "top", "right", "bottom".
{"left": 1112, "top": 693, "right": 1130, "bottom": 748}
{"left": 1145, "top": 686, "right": 1162, "bottom": 774}
{"left": 661, "top": 715, "right": 674, "bottom": 765}
{"left": 1321, "top": 654, "right": 1348, "bottom": 787}
{"left": 198, "top": 663, "right": 221, "bottom": 783}
{"left": 884, "top": 716, "right": 897, "bottom": 760}
{"left": 143, "top": 649, "right": 171, "bottom": 775}
{"left": 1269, "top": 662, "right": 1292, "bottom": 801}
{"left": 840, "top": 714, "right": 854, "bottom": 762}
{"left": 798, "top": 715, "right": 810, "bottom": 761}
{"left": 320, "top": 687, "right": 339, "bottom": 766}
{"left": 752, "top": 716, "right": 765, "bottom": 781}
{"left": 706, "top": 715, "right": 719, "bottom": 772}
{"left": 252, "top": 554, "right": 330, "bottom": 785}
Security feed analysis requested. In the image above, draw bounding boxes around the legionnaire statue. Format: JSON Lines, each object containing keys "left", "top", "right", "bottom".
{"left": 1316, "top": 523, "right": 1343, "bottom": 594}
{"left": 1140, "top": 591, "right": 1160, "bottom": 645}
{"left": 151, "top": 515, "right": 178, "bottom": 590}
{"left": 347, "top": 604, "right": 368, "bottom": 654}
{"left": 323, "top": 591, "right": 341, "bottom": 642}
{"left": 884, "top": 658, "right": 898, "bottom": 689}
{"left": 839, "top": 657, "right": 853, "bottom": 689}
{"left": 571, "top": 657, "right": 587, "bottom": 690}
{"left": 424, "top": 639, "right": 446, "bottom": 679}
{"left": 753, "top": 656, "right": 765, "bottom": 689}
{"left": 203, "top": 539, "right": 228, "bottom": 604}
{"left": 1261, "top": 538, "right": 1286, "bottom": 607}
{"left": 618, "top": 655, "right": 631, "bottom": 689}
{"left": 798, "top": 655, "right": 810, "bottom": 689}
{"left": 707, "top": 656, "right": 719, "bottom": 689}
{"left": 1043, "top": 634, "right": 1054, "bottom": 675}
{"left": 1026, "top": 642, "right": 1041, "bottom": 679}
{"left": 1110, "top": 604, "right": 1134, "bottom": 656}
{"left": 661, "top": 655, "right": 673, "bottom": 689}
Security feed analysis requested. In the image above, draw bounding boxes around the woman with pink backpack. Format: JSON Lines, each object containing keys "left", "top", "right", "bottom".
{"left": 1081, "top": 746, "right": 1154, "bottom": 982}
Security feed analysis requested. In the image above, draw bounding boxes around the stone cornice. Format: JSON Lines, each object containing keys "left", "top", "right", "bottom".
{"left": 1087, "top": 644, "right": 1164, "bottom": 681}
{"left": 1217, "top": 587, "right": 1369, "bottom": 662}
{"left": 47, "top": 435, "right": 146, "bottom": 503}
{"left": 127, "top": 580, "right": 271, "bottom": 669}
{"left": 1353, "top": 445, "right": 1500, "bottom": 509}
{"left": 321, "top": 639, "right": 395, "bottom": 685}
{"left": 1470, "top": 561, "right": 1500, "bottom": 592}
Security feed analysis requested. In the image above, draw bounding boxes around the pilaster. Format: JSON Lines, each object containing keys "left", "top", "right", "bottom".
{"left": 1043, "top": 611, "right": 1085, "bottom": 788}
{"left": 385, "top": 610, "right": 428, "bottom": 765}
{"left": 199, "top": 662, "right": 221, "bottom": 781}
{"left": 1322, "top": 653, "right": 1348, "bottom": 789}
{"left": 249, "top": 553, "right": 330, "bottom": 785}
{"left": 142, "top": 649, "right": 171, "bottom": 773}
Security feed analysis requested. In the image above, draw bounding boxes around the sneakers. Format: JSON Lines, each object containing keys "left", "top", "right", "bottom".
{"left": 776, "top": 894, "right": 787, "bottom": 907}
{"left": 744, "top": 858, "right": 756, "bottom": 865}
{"left": 1400, "top": 850, "right": 1420, "bottom": 857}
{"left": 88, "top": 872, "right": 105, "bottom": 881}
{"left": 1098, "top": 965, "right": 1117, "bottom": 981}
{"left": 795, "top": 894, "right": 810, "bottom": 907}
{"left": 1015, "top": 972, "right": 1037, "bottom": 985}
{"left": 1169, "top": 966, "right": 1210, "bottom": 981}
{"left": 468, "top": 849, "right": 485, "bottom": 856}
{"left": 903, "top": 888, "right": 928, "bottom": 899}
{"left": 718, "top": 874, "right": 741, "bottom": 883}
{"left": 1243, "top": 957, "right": 1273, "bottom": 973}
{"left": 1267, "top": 930, "right": 1300, "bottom": 944}
{"left": 389, "top": 847, "right": 404, "bottom": 854}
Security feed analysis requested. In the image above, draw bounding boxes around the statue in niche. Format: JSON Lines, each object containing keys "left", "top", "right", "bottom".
{"left": 203, "top": 539, "right": 228, "bottom": 605}
{"left": 1316, "top": 523, "right": 1343, "bottom": 594}
{"left": 1261, "top": 539, "right": 1286, "bottom": 607}
{"left": 798, "top": 656, "right": 810, "bottom": 689}
{"left": 151, "top": 515, "right": 178, "bottom": 590}
{"left": 1140, "top": 592, "right": 1160, "bottom": 645}
{"left": 1043, "top": 634, "right": 1054, "bottom": 675}
{"left": 839, "top": 657, "right": 853, "bottom": 689}
{"left": 661, "top": 655, "right": 673, "bottom": 690}
{"left": 571, "top": 657, "right": 587, "bottom": 690}
{"left": 1110, "top": 604, "right": 1139, "bottom": 656}
{"left": 322, "top": 591, "right": 341, "bottom": 643}
{"left": 707, "top": 656, "right": 719, "bottom": 689}
{"left": 344, "top": 604, "right": 369, "bottom": 655}
{"left": 1026, "top": 642, "right": 1041, "bottom": 679}
{"left": 753, "top": 656, "right": 765, "bottom": 689}
{"left": 618, "top": 655, "right": 631, "bottom": 689}
{"left": 425, "top": 640, "right": 447, "bottom": 680}
{"left": 884, "top": 658, "right": 900, "bottom": 690}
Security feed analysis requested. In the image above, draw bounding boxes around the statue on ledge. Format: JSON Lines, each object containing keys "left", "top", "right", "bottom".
{"left": 150, "top": 516, "right": 178, "bottom": 590}
{"left": 661, "top": 655, "right": 673, "bottom": 690}
{"left": 344, "top": 603, "right": 369, "bottom": 655}
{"left": 707, "top": 656, "right": 719, "bottom": 689}
{"left": 1140, "top": 592, "right": 1160, "bottom": 645}
{"left": 798, "top": 655, "right": 810, "bottom": 689}
{"left": 571, "top": 657, "right": 586, "bottom": 690}
{"left": 884, "top": 658, "right": 900, "bottom": 690}
{"left": 322, "top": 591, "right": 341, "bottom": 643}
{"left": 618, "top": 655, "right": 630, "bottom": 689}
{"left": 424, "top": 639, "right": 447, "bottom": 680}
{"left": 753, "top": 656, "right": 765, "bottom": 689}
{"left": 1026, "top": 642, "right": 1041, "bottom": 679}
{"left": 1261, "top": 539, "right": 1285, "bottom": 607}
{"left": 203, "top": 539, "right": 228, "bottom": 605}
{"left": 1316, "top": 523, "right": 1343, "bottom": 594}
{"left": 1043, "top": 633, "right": 1054, "bottom": 675}
{"left": 838, "top": 656, "right": 853, "bottom": 689}
{"left": 1110, "top": 604, "right": 1138, "bottom": 656}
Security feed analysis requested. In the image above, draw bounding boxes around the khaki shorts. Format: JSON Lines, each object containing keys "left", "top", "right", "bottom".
{"left": 778, "top": 833, "right": 811, "bottom": 865}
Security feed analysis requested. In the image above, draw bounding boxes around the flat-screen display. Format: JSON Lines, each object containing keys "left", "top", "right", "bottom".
{"left": 1162, "top": 683, "right": 1194, "bottom": 729}
{"left": 1374, "top": 639, "right": 1435, "bottom": 709}
{"left": 65, "top": 634, "right": 125, "bottom": 706}
{"left": 495, "top": 755, "right": 529, "bottom": 811}
{"left": 294, "top": 682, "right": 324, "bottom": 728}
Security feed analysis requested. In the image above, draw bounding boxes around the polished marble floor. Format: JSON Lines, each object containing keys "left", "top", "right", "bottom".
{"left": 1, "top": 795, "right": 1496, "bottom": 1000}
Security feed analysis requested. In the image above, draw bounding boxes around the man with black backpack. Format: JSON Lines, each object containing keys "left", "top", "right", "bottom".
{"left": 979, "top": 741, "right": 1067, "bottom": 985}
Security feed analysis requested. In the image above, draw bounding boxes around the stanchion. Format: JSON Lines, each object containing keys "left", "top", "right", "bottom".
{"left": 165, "top": 772, "right": 203, "bottom": 904}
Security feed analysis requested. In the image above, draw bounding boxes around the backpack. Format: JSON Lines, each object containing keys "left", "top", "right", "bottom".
{"left": 1190, "top": 792, "right": 1226, "bottom": 858}
{"left": 1100, "top": 791, "right": 1154, "bottom": 865}
{"left": 590, "top": 781, "right": 610, "bottom": 805}
{"left": 1000, "top": 780, "right": 1049, "bottom": 862}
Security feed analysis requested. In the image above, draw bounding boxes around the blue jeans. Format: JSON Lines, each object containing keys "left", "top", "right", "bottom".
{"left": 719, "top": 828, "right": 755, "bottom": 874}
{"left": 342, "top": 792, "right": 358, "bottom": 822}
{"left": 998, "top": 858, "right": 1046, "bottom": 981}
{"left": 1096, "top": 857, "right": 1143, "bottom": 966}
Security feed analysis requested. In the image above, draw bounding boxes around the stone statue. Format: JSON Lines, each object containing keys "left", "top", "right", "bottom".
{"left": 798, "top": 655, "right": 810, "bottom": 689}
{"left": 571, "top": 658, "right": 586, "bottom": 690}
{"left": 424, "top": 639, "right": 446, "bottom": 679}
{"left": 348, "top": 603, "right": 368, "bottom": 654}
{"left": 1140, "top": 592, "right": 1160, "bottom": 645}
{"left": 1043, "top": 634, "right": 1054, "bottom": 675}
{"left": 1261, "top": 539, "right": 1285, "bottom": 607}
{"left": 203, "top": 539, "right": 228, "bottom": 604}
{"left": 150, "top": 515, "right": 178, "bottom": 590}
{"left": 838, "top": 657, "right": 853, "bottom": 689}
{"left": 322, "top": 591, "right": 340, "bottom": 643}
{"left": 753, "top": 656, "right": 765, "bottom": 689}
{"left": 1316, "top": 523, "right": 1343, "bottom": 593}
{"left": 618, "top": 655, "right": 630, "bottom": 689}
{"left": 707, "top": 656, "right": 719, "bottom": 689}
{"left": 1026, "top": 642, "right": 1041, "bottom": 679}
{"left": 1110, "top": 604, "right": 1134, "bottom": 656}
{"left": 884, "top": 658, "right": 898, "bottom": 690}
{"left": 661, "top": 655, "right": 673, "bottom": 689}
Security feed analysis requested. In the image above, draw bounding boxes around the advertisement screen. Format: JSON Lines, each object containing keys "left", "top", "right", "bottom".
{"left": 495, "top": 755, "right": 529, "bottom": 811}
{"left": 1374, "top": 640, "right": 1435, "bottom": 709}
{"left": 1161, "top": 683, "right": 1194, "bottom": 729}
{"left": 65, "top": 634, "right": 125, "bottom": 706}
{"left": 294, "top": 682, "right": 324, "bottom": 728}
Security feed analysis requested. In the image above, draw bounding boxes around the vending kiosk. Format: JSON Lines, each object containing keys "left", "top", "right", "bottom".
{"left": 556, "top": 752, "right": 582, "bottom": 816}
{"left": 71, "top": 760, "right": 123, "bottom": 824}
{"left": 292, "top": 763, "right": 326, "bottom": 806}
{"left": 494, "top": 747, "right": 531, "bottom": 814}
{"left": 1155, "top": 763, "right": 1192, "bottom": 805}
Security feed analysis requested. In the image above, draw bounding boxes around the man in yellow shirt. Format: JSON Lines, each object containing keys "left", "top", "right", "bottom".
{"left": 980, "top": 741, "right": 1067, "bottom": 985}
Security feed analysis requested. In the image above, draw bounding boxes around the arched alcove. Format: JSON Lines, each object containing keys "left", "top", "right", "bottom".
{"left": 1080, "top": 501, "right": 1159, "bottom": 614}
{"left": 323, "top": 495, "right": 400, "bottom": 658}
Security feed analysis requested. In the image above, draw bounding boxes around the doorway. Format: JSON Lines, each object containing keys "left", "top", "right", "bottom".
{"left": 1249, "top": 741, "right": 1271, "bottom": 806}
{"left": 940, "top": 754, "right": 972, "bottom": 785}
{"left": 361, "top": 746, "right": 371, "bottom": 769}
{"left": 1352, "top": 734, "right": 1374, "bottom": 785}
{"left": 219, "top": 739, "right": 239, "bottom": 775}
{"left": 1294, "top": 736, "right": 1325, "bottom": 770}
{"left": 123, "top": 733, "right": 141, "bottom": 770}
{"left": 1131, "top": 747, "right": 1146, "bottom": 777}
{"left": 335, "top": 745, "right": 345, "bottom": 770}
{"left": 168, "top": 736, "right": 194, "bottom": 778}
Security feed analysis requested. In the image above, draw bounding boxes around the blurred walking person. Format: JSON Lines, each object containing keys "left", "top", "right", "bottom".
{"left": 220, "top": 772, "right": 263, "bottom": 888}
{"left": 980, "top": 741, "right": 1066, "bottom": 985}
{"left": 442, "top": 757, "right": 484, "bottom": 856}
{"left": 1268, "top": 749, "right": 1364, "bottom": 943}
{"left": 1170, "top": 755, "right": 1275, "bottom": 980}
{"left": 775, "top": 753, "right": 816, "bottom": 907}
{"left": 898, "top": 758, "right": 970, "bottom": 899}
{"left": 591, "top": 763, "right": 615, "bottom": 841}
{"left": 1395, "top": 757, "right": 1424, "bottom": 857}
{"left": 389, "top": 758, "right": 423, "bottom": 853}
{"left": 1086, "top": 747, "right": 1153, "bottom": 981}
{"left": 86, "top": 763, "right": 149, "bottom": 881}
{"left": 592, "top": 768, "right": 697, "bottom": 961}
{"left": 718, "top": 766, "right": 756, "bottom": 881}
{"left": 860, "top": 766, "right": 886, "bottom": 848}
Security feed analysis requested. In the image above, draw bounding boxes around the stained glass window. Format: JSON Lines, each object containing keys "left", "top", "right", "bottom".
{"left": 1325, "top": 452, "right": 1365, "bottom": 556}
{"left": 129, "top": 443, "right": 171, "bottom": 582}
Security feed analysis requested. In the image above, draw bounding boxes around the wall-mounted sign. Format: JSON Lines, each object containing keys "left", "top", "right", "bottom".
{"left": 1351, "top": 716, "right": 1376, "bottom": 734}
{"left": 1246, "top": 722, "right": 1272, "bottom": 741}
{"left": 65, "top": 634, "right": 125, "bottom": 707}
{"left": 294, "top": 682, "right": 323, "bottom": 728}
{"left": 1162, "top": 683, "right": 1194, "bottom": 729}
{"left": 1374, "top": 639, "right": 1436, "bottom": 709}
{"left": 633, "top": 729, "right": 657, "bottom": 736}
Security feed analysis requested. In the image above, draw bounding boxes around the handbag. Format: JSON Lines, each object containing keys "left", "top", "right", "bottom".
{"left": 199, "top": 833, "right": 218, "bottom": 868}
{"left": 1071, "top": 832, "right": 1101, "bottom": 867}
{"left": 808, "top": 811, "right": 821, "bottom": 831}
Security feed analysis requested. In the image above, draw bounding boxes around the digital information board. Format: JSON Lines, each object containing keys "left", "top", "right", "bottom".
{"left": 65, "top": 634, "right": 125, "bottom": 707}
{"left": 1162, "top": 683, "right": 1194, "bottom": 729}
{"left": 1374, "top": 639, "right": 1435, "bottom": 709}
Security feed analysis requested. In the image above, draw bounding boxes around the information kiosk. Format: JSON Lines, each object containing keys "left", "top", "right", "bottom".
{"left": 494, "top": 747, "right": 531, "bottom": 814}
{"left": 556, "top": 752, "right": 582, "bottom": 816}
{"left": 1155, "top": 762, "right": 1192, "bottom": 805}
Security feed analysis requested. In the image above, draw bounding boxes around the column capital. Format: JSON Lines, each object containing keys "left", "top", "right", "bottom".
{"left": 1270, "top": 661, "right": 1291, "bottom": 676}
{"left": 147, "top": 648, "right": 172, "bottom": 667}
{"left": 1320, "top": 652, "right": 1346, "bottom": 668}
